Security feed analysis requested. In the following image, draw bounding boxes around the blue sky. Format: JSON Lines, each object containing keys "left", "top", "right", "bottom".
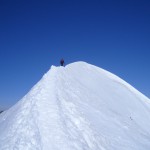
{"left": 0, "top": 0, "right": 150, "bottom": 109}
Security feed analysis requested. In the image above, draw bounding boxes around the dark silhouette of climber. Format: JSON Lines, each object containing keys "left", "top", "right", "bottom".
{"left": 60, "top": 59, "right": 65, "bottom": 66}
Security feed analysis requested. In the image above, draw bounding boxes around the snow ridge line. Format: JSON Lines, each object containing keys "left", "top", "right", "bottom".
{"left": 36, "top": 66, "right": 74, "bottom": 149}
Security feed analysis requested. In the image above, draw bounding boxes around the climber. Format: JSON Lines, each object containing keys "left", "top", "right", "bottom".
{"left": 60, "top": 59, "right": 65, "bottom": 66}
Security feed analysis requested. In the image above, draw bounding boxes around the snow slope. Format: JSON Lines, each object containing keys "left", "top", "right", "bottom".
{"left": 0, "top": 61, "right": 150, "bottom": 150}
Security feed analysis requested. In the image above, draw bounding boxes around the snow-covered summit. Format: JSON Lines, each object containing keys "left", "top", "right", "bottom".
{"left": 0, "top": 61, "right": 150, "bottom": 150}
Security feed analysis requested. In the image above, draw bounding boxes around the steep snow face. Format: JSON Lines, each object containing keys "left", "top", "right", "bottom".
{"left": 0, "top": 62, "right": 150, "bottom": 150}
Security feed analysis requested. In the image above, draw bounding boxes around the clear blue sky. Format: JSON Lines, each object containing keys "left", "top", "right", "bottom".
{"left": 0, "top": 0, "right": 150, "bottom": 109}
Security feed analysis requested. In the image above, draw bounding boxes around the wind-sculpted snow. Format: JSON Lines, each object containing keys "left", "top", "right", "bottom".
{"left": 0, "top": 62, "right": 150, "bottom": 150}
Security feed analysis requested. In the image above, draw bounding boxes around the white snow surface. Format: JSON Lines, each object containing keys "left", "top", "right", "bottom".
{"left": 0, "top": 61, "right": 150, "bottom": 150}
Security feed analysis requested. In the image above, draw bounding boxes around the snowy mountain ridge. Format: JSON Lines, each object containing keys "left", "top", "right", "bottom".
{"left": 0, "top": 61, "right": 150, "bottom": 150}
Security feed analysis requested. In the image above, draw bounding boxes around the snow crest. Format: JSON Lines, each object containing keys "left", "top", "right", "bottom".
{"left": 0, "top": 62, "right": 150, "bottom": 150}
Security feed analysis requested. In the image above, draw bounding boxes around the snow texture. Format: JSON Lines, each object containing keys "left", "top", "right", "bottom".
{"left": 0, "top": 61, "right": 150, "bottom": 150}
